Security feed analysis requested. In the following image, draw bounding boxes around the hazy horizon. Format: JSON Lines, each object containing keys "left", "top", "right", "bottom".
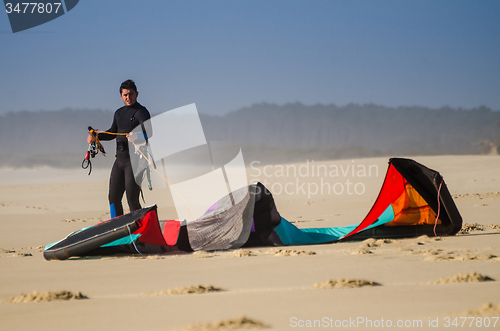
{"left": 1, "top": 101, "right": 500, "bottom": 118}
{"left": 1, "top": 103, "right": 498, "bottom": 170}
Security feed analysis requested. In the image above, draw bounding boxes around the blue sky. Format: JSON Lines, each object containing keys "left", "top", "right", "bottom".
{"left": 1, "top": 0, "right": 499, "bottom": 116}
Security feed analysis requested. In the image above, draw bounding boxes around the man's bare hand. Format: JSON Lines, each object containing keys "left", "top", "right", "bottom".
{"left": 127, "top": 132, "right": 138, "bottom": 142}
{"left": 87, "top": 134, "right": 96, "bottom": 144}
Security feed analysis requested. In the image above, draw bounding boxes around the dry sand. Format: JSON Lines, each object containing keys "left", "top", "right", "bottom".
{"left": 1, "top": 155, "right": 500, "bottom": 330}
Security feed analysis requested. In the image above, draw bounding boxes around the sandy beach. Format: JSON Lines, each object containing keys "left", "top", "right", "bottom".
{"left": 1, "top": 155, "right": 499, "bottom": 331}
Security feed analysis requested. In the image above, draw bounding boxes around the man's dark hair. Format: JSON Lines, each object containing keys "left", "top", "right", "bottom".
{"left": 120, "top": 79, "right": 138, "bottom": 94}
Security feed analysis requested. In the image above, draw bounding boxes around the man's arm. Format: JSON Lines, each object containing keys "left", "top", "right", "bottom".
{"left": 97, "top": 112, "right": 119, "bottom": 141}
{"left": 130, "top": 108, "right": 152, "bottom": 142}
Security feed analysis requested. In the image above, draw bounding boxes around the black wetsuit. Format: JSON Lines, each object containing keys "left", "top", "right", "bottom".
{"left": 98, "top": 102, "right": 151, "bottom": 217}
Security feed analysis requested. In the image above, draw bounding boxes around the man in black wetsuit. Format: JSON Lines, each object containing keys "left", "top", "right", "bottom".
{"left": 87, "top": 79, "right": 151, "bottom": 217}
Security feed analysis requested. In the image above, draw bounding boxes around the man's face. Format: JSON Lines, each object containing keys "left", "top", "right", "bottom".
{"left": 121, "top": 89, "right": 138, "bottom": 106}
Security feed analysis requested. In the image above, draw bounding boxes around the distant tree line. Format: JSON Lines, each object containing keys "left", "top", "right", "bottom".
{"left": 0, "top": 103, "right": 499, "bottom": 168}
{"left": 200, "top": 103, "right": 500, "bottom": 156}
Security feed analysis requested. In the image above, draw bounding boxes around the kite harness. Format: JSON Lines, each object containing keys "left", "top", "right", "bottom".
{"left": 82, "top": 126, "right": 106, "bottom": 175}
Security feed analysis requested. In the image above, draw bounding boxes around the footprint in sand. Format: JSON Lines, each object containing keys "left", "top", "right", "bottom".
{"left": 6, "top": 290, "right": 88, "bottom": 303}
{"left": 360, "top": 238, "right": 397, "bottom": 248}
{"left": 126, "top": 255, "right": 165, "bottom": 260}
{"left": 352, "top": 248, "right": 373, "bottom": 255}
{"left": 233, "top": 249, "right": 257, "bottom": 257}
{"left": 411, "top": 249, "right": 444, "bottom": 256}
{"left": 266, "top": 249, "right": 316, "bottom": 256}
{"left": 173, "top": 316, "right": 270, "bottom": 331}
{"left": 429, "top": 272, "right": 494, "bottom": 284}
{"left": 394, "top": 247, "right": 413, "bottom": 252}
{"left": 405, "top": 235, "right": 441, "bottom": 245}
{"left": 62, "top": 217, "right": 104, "bottom": 223}
{"left": 314, "top": 278, "right": 381, "bottom": 289}
{"left": 20, "top": 246, "right": 44, "bottom": 250}
{"left": 12, "top": 253, "right": 32, "bottom": 257}
{"left": 459, "top": 223, "right": 500, "bottom": 234}
{"left": 453, "top": 192, "right": 500, "bottom": 200}
{"left": 62, "top": 218, "right": 87, "bottom": 222}
{"left": 143, "top": 285, "right": 224, "bottom": 296}
{"left": 413, "top": 235, "right": 433, "bottom": 245}
{"left": 462, "top": 302, "right": 500, "bottom": 316}
{"left": 25, "top": 205, "right": 48, "bottom": 210}
{"left": 291, "top": 218, "right": 325, "bottom": 223}
{"left": 423, "top": 250, "right": 498, "bottom": 261}
{"left": 192, "top": 251, "right": 217, "bottom": 258}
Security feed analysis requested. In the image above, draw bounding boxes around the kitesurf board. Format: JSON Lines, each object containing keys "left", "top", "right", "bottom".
{"left": 43, "top": 206, "right": 156, "bottom": 260}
